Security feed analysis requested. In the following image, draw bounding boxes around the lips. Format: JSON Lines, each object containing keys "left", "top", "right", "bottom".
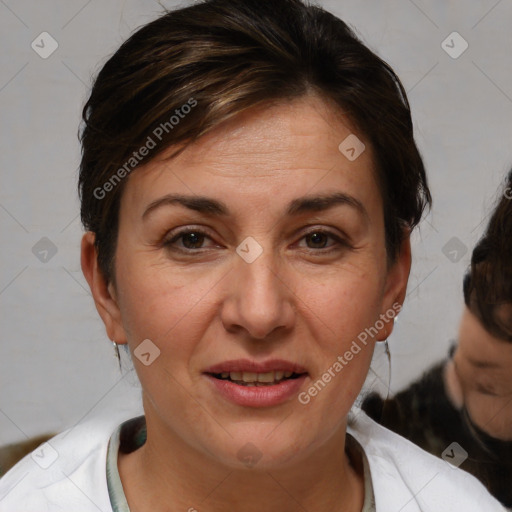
{"left": 205, "top": 373, "right": 308, "bottom": 407}
{"left": 203, "top": 359, "right": 309, "bottom": 403}
{"left": 212, "top": 370, "right": 300, "bottom": 386}
{"left": 203, "top": 358, "right": 308, "bottom": 374}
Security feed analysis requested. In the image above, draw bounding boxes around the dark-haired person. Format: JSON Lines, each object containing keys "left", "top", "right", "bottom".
{"left": 0, "top": 1, "right": 504, "bottom": 510}
{"left": 363, "top": 170, "right": 512, "bottom": 508}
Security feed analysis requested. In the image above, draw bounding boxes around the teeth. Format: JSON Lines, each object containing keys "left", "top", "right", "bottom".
{"left": 242, "top": 372, "right": 258, "bottom": 382}
{"left": 217, "top": 370, "right": 298, "bottom": 383}
{"left": 257, "top": 371, "right": 275, "bottom": 383}
{"left": 230, "top": 371, "right": 242, "bottom": 381}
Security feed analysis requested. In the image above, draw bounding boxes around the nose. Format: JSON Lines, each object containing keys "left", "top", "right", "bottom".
{"left": 220, "top": 251, "right": 295, "bottom": 340}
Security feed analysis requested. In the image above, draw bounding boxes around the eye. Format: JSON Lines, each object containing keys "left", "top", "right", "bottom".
{"left": 163, "top": 228, "right": 216, "bottom": 252}
{"left": 297, "top": 229, "right": 349, "bottom": 251}
{"left": 162, "top": 227, "right": 349, "bottom": 254}
{"left": 475, "top": 383, "right": 499, "bottom": 396}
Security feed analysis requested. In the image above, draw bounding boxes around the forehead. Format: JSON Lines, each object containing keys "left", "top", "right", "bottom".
{"left": 459, "top": 307, "right": 512, "bottom": 369}
{"left": 121, "top": 95, "right": 381, "bottom": 221}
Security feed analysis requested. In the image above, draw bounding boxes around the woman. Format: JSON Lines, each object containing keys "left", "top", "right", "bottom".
{"left": 363, "top": 170, "right": 512, "bottom": 507}
{"left": 0, "top": 0, "right": 504, "bottom": 510}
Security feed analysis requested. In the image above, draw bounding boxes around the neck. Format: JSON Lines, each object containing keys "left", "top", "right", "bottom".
{"left": 118, "top": 410, "right": 364, "bottom": 512}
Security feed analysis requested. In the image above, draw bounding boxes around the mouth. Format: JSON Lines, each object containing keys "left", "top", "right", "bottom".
{"left": 203, "top": 359, "right": 309, "bottom": 407}
{"left": 207, "top": 370, "right": 306, "bottom": 387}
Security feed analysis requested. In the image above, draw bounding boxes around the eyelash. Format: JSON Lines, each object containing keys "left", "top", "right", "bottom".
{"left": 162, "top": 227, "right": 349, "bottom": 255}
{"left": 475, "top": 384, "right": 499, "bottom": 396}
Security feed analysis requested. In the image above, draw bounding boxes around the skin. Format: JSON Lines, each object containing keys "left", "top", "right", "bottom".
{"left": 81, "top": 95, "right": 411, "bottom": 512}
{"left": 445, "top": 306, "right": 512, "bottom": 441}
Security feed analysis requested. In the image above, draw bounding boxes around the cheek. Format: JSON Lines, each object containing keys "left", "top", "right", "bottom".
{"left": 295, "top": 268, "right": 385, "bottom": 348}
{"left": 114, "top": 254, "right": 220, "bottom": 363}
{"left": 115, "top": 262, "right": 214, "bottom": 420}
{"left": 464, "top": 393, "right": 511, "bottom": 438}
{"left": 293, "top": 272, "right": 383, "bottom": 411}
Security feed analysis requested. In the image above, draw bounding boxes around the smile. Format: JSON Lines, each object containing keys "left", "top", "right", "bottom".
{"left": 203, "top": 359, "right": 309, "bottom": 407}
{"left": 209, "top": 370, "right": 304, "bottom": 386}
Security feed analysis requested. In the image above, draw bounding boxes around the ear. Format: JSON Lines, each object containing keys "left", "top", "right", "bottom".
{"left": 81, "top": 231, "right": 127, "bottom": 345}
{"left": 376, "top": 232, "right": 412, "bottom": 341}
{"left": 444, "top": 358, "right": 464, "bottom": 410}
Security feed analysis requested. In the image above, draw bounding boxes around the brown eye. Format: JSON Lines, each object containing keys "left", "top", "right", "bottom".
{"left": 306, "top": 232, "right": 330, "bottom": 249}
{"left": 298, "top": 229, "right": 348, "bottom": 252}
{"left": 163, "top": 229, "right": 214, "bottom": 252}
{"left": 181, "top": 232, "right": 205, "bottom": 249}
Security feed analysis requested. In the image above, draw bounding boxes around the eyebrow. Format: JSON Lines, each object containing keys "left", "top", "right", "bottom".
{"left": 467, "top": 358, "right": 500, "bottom": 369}
{"left": 142, "top": 192, "right": 368, "bottom": 220}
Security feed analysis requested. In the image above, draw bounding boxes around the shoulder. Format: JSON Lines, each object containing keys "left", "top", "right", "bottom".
{"left": 348, "top": 408, "right": 505, "bottom": 512}
{"left": 0, "top": 413, "right": 132, "bottom": 512}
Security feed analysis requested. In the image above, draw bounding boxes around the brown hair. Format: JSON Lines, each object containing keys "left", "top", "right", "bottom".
{"left": 464, "top": 169, "right": 512, "bottom": 341}
{"left": 78, "top": 0, "right": 431, "bottom": 283}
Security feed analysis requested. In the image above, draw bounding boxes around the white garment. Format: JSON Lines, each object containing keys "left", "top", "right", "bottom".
{"left": 0, "top": 409, "right": 505, "bottom": 511}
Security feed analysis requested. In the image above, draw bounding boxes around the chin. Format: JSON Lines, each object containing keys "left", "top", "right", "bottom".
{"left": 208, "top": 428, "right": 315, "bottom": 472}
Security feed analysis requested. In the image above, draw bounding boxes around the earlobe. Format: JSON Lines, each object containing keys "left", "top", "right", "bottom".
{"left": 376, "top": 233, "right": 412, "bottom": 341}
{"left": 80, "top": 232, "right": 127, "bottom": 344}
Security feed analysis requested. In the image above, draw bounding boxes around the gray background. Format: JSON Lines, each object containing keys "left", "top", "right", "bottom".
{"left": 1, "top": 0, "right": 511, "bottom": 444}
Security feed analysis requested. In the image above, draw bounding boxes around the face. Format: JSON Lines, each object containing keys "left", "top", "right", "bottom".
{"left": 452, "top": 306, "right": 512, "bottom": 440}
{"left": 84, "top": 95, "right": 409, "bottom": 469}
